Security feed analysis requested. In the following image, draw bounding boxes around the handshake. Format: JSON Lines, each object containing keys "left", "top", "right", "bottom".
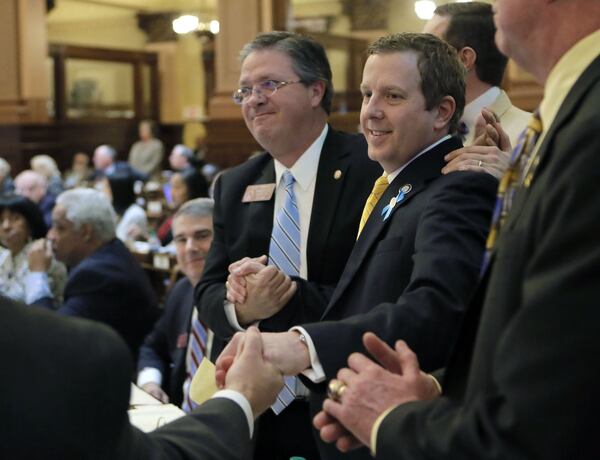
{"left": 216, "top": 328, "right": 441, "bottom": 453}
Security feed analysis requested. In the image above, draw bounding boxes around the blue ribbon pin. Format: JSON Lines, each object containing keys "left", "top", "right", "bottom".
{"left": 381, "top": 190, "right": 405, "bottom": 221}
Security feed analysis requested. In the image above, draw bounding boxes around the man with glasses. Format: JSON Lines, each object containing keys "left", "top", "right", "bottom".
{"left": 196, "top": 31, "right": 380, "bottom": 459}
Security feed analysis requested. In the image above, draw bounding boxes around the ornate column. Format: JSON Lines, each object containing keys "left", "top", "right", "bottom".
{"left": 0, "top": 0, "right": 49, "bottom": 123}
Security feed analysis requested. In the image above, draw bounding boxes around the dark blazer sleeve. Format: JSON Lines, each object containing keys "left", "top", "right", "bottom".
{"left": 304, "top": 172, "right": 497, "bottom": 382}
{"left": 137, "top": 304, "right": 173, "bottom": 376}
{"left": 375, "top": 66, "right": 600, "bottom": 460}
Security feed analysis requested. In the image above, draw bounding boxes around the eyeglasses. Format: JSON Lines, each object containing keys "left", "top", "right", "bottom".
{"left": 232, "top": 80, "right": 303, "bottom": 105}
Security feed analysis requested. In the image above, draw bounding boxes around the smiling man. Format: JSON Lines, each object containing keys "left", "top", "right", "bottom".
{"left": 195, "top": 31, "right": 380, "bottom": 460}
{"left": 216, "top": 33, "right": 498, "bottom": 460}
{"left": 137, "top": 198, "right": 214, "bottom": 408}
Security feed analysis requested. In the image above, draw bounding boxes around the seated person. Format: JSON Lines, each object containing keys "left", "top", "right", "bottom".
{"left": 158, "top": 168, "right": 208, "bottom": 246}
{"left": 101, "top": 170, "right": 148, "bottom": 243}
{"left": 91, "top": 144, "right": 147, "bottom": 183}
{"left": 1, "top": 294, "right": 283, "bottom": 460}
{"left": 30, "top": 154, "right": 64, "bottom": 197}
{"left": 14, "top": 170, "right": 56, "bottom": 228}
{"left": 168, "top": 144, "right": 196, "bottom": 172}
{"left": 138, "top": 198, "right": 214, "bottom": 407}
{"left": 63, "top": 152, "right": 91, "bottom": 189}
{"left": 0, "top": 195, "right": 66, "bottom": 305}
{"left": 0, "top": 157, "right": 14, "bottom": 194}
{"left": 27, "top": 188, "right": 159, "bottom": 359}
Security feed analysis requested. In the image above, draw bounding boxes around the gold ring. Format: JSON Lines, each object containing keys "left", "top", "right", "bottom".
{"left": 478, "top": 160, "right": 483, "bottom": 167}
{"left": 327, "top": 379, "right": 347, "bottom": 402}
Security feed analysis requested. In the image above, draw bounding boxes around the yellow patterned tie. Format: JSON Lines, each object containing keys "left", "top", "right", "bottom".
{"left": 482, "top": 110, "right": 543, "bottom": 272}
{"left": 357, "top": 173, "right": 389, "bottom": 238}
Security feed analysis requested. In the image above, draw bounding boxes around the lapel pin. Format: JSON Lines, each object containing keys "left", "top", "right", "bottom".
{"left": 381, "top": 188, "right": 407, "bottom": 221}
{"left": 401, "top": 184, "right": 412, "bottom": 194}
{"left": 333, "top": 170, "right": 342, "bottom": 180}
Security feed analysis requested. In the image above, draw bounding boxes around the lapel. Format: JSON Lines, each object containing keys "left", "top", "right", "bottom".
{"left": 504, "top": 55, "right": 600, "bottom": 232}
{"left": 306, "top": 128, "right": 356, "bottom": 279}
{"left": 246, "top": 155, "right": 276, "bottom": 257}
{"left": 323, "top": 136, "right": 462, "bottom": 315}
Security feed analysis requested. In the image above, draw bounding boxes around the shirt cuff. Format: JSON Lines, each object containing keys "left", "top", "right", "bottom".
{"left": 212, "top": 389, "right": 254, "bottom": 438}
{"left": 370, "top": 405, "right": 398, "bottom": 457}
{"left": 223, "top": 300, "right": 260, "bottom": 331}
{"left": 290, "top": 326, "right": 325, "bottom": 383}
{"left": 24, "top": 271, "right": 52, "bottom": 304}
{"left": 136, "top": 367, "right": 163, "bottom": 387}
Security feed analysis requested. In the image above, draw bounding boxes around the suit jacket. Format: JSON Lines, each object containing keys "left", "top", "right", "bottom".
{"left": 196, "top": 127, "right": 381, "bottom": 342}
{"left": 465, "top": 89, "right": 531, "bottom": 148}
{"left": 0, "top": 295, "right": 251, "bottom": 460}
{"left": 375, "top": 55, "right": 600, "bottom": 460}
{"left": 38, "top": 238, "right": 159, "bottom": 359}
{"left": 302, "top": 137, "right": 497, "bottom": 460}
{"left": 138, "top": 277, "right": 195, "bottom": 407}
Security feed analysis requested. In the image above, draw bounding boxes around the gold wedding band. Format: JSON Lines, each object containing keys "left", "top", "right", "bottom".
{"left": 327, "top": 379, "right": 348, "bottom": 403}
{"left": 478, "top": 160, "right": 483, "bottom": 167}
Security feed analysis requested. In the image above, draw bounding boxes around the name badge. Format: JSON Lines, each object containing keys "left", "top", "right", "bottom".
{"left": 242, "top": 183, "right": 276, "bottom": 202}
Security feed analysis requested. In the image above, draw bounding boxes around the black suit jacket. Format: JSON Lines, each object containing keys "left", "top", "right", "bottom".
{"left": 301, "top": 137, "right": 497, "bottom": 459}
{"left": 37, "top": 238, "right": 159, "bottom": 359}
{"left": 376, "top": 56, "right": 600, "bottom": 460}
{"left": 0, "top": 295, "right": 251, "bottom": 460}
{"left": 196, "top": 127, "right": 381, "bottom": 341}
{"left": 138, "top": 277, "right": 194, "bottom": 407}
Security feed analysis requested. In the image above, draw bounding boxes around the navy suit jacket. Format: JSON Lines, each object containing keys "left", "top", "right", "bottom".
{"left": 375, "top": 55, "right": 600, "bottom": 460}
{"left": 301, "top": 137, "right": 497, "bottom": 460}
{"left": 196, "top": 127, "right": 381, "bottom": 343}
{"left": 138, "top": 277, "right": 194, "bottom": 407}
{"left": 47, "top": 238, "right": 159, "bottom": 359}
{"left": 0, "top": 295, "right": 251, "bottom": 460}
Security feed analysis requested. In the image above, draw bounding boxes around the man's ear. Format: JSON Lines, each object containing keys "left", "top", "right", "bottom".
{"left": 457, "top": 46, "right": 477, "bottom": 72}
{"left": 80, "top": 223, "right": 95, "bottom": 242}
{"left": 308, "top": 80, "right": 326, "bottom": 109}
{"left": 433, "top": 95, "right": 456, "bottom": 131}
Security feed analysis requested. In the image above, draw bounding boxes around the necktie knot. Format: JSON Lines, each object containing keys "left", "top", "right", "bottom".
{"left": 282, "top": 170, "right": 295, "bottom": 189}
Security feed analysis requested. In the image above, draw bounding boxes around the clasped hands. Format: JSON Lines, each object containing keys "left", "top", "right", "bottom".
{"left": 226, "top": 255, "right": 297, "bottom": 326}
{"left": 443, "top": 108, "right": 512, "bottom": 179}
{"left": 215, "top": 330, "right": 441, "bottom": 453}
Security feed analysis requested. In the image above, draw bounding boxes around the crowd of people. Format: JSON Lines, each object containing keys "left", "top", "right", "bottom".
{"left": 1, "top": 0, "right": 600, "bottom": 459}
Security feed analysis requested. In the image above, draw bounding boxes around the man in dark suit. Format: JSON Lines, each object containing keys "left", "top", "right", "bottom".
{"left": 0, "top": 294, "right": 283, "bottom": 460}
{"left": 312, "top": 2, "right": 600, "bottom": 459}
{"left": 91, "top": 144, "right": 148, "bottom": 182}
{"left": 196, "top": 32, "right": 381, "bottom": 459}
{"left": 137, "top": 198, "right": 215, "bottom": 406}
{"left": 27, "top": 188, "right": 158, "bottom": 359}
{"left": 217, "top": 33, "right": 497, "bottom": 459}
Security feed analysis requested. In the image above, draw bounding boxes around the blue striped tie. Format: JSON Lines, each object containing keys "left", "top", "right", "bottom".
{"left": 269, "top": 170, "right": 301, "bottom": 414}
{"left": 181, "top": 311, "right": 208, "bottom": 413}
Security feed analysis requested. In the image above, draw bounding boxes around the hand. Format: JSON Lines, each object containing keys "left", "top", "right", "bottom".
{"left": 317, "top": 333, "right": 440, "bottom": 451}
{"left": 224, "top": 326, "right": 284, "bottom": 417}
{"left": 140, "top": 382, "right": 170, "bottom": 403}
{"left": 443, "top": 108, "right": 512, "bottom": 180}
{"left": 234, "top": 265, "right": 297, "bottom": 325}
{"left": 27, "top": 239, "right": 52, "bottom": 272}
{"left": 216, "top": 331, "right": 311, "bottom": 389}
{"left": 226, "top": 255, "right": 268, "bottom": 304}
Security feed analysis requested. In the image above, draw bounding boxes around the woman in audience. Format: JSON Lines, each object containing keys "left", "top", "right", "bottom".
{"left": 0, "top": 195, "right": 66, "bottom": 304}
{"left": 128, "top": 120, "right": 164, "bottom": 180}
{"left": 63, "top": 152, "right": 91, "bottom": 189}
{"left": 102, "top": 171, "right": 147, "bottom": 243}
{"left": 157, "top": 167, "right": 208, "bottom": 245}
{"left": 30, "top": 155, "right": 64, "bottom": 197}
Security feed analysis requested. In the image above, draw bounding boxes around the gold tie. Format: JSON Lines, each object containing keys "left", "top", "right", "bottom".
{"left": 482, "top": 110, "right": 543, "bottom": 270}
{"left": 357, "top": 174, "right": 389, "bottom": 238}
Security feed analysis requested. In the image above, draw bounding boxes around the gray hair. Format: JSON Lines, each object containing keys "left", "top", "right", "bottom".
{"left": 56, "top": 188, "right": 116, "bottom": 242}
{"left": 172, "top": 144, "right": 194, "bottom": 159}
{"left": 95, "top": 145, "right": 117, "bottom": 159}
{"left": 0, "top": 158, "right": 11, "bottom": 178}
{"left": 240, "top": 31, "right": 333, "bottom": 114}
{"left": 174, "top": 197, "right": 214, "bottom": 221}
{"left": 31, "top": 155, "right": 60, "bottom": 179}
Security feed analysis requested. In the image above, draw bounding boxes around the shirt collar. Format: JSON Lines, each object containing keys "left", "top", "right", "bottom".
{"left": 462, "top": 86, "right": 501, "bottom": 132}
{"left": 274, "top": 124, "right": 328, "bottom": 191}
{"left": 387, "top": 134, "right": 452, "bottom": 183}
{"left": 540, "top": 28, "right": 600, "bottom": 132}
